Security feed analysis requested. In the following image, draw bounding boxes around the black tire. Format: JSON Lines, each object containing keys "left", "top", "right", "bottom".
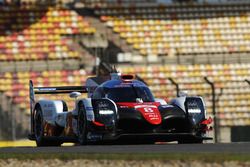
{"left": 178, "top": 138, "right": 203, "bottom": 144}
{"left": 34, "top": 106, "right": 61, "bottom": 147}
{"left": 34, "top": 106, "right": 46, "bottom": 146}
{"left": 77, "top": 103, "right": 88, "bottom": 145}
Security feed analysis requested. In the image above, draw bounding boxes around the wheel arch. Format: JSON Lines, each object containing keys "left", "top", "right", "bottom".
{"left": 169, "top": 96, "right": 187, "bottom": 113}
{"left": 76, "top": 98, "right": 94, "bottom": 121}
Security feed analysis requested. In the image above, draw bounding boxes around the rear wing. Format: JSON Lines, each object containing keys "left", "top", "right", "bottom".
{"left": 29, "top": 79, "right": 87, "bottom": 106}
{"left": 29, "top": 80, "right": 88, "bottom": 104}
{"left": 30, "top": 80, "right": 87, "bottom": 95}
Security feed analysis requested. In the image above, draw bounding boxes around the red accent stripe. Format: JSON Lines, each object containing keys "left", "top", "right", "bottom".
{"left": 201, "top": 117, "right": 213, "bottom": 125}
{"left": 92, "top": 121, "right": 104, "bottom": 127}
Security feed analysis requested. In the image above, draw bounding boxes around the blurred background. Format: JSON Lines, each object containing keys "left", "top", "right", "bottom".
{"left": 0, "top": 0, "right": 250, "bottom": 143}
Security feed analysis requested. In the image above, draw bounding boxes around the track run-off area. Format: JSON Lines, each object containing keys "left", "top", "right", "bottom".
{"left": 0, "top": 142, "right": 250, "bottom": 154}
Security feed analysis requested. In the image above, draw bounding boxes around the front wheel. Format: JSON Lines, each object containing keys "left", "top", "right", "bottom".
{"left": 77, "top": 103, "right": 88, "bottom": 145}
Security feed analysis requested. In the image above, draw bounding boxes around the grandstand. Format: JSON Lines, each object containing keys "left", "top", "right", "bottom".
{"left": 0, "top": 0, "right": 250, "bottom": 142}
{"left": 0, "top": 3, "right": 96, "bottom": 72}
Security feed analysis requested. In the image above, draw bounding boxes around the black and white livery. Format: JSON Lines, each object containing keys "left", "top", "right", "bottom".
{"left": 28, "top": 72, "right": 212, "bottom": 146}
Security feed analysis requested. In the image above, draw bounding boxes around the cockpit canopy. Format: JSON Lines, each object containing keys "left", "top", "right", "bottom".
{"left": 92, "top": 80, "right": 155, "bottom": 103}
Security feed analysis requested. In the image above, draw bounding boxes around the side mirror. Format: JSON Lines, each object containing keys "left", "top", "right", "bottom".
{"left": 136, "top": 98, "right": 143, "bottom": 103}
{"left": 155, "top": 98, "right": 167, "bottom": 105}
{"left": 69, "top": 92, "right": 81, "bottom": 99}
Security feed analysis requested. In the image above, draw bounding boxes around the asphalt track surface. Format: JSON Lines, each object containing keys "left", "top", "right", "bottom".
{"left": 0, "top": 143, "right": 250, "bottom": 154}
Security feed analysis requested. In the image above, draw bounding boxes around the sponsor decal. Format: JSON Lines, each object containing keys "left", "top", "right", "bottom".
{"left": 136, "top": 106, "right": 162, "bottom": 125}
{"left": 43, "top": 103, "right": 54, "bottom": 118}
{"left": 98, "top": 102, "right": 109, "bottom": 108}
{"left": 117, "top": 102, "right": 162, "bottom": 125}
{"left": 43, "top": 103, "right": 54, "bottom": 108}
{"left": 114, "top": 84, "right": 130, "bottom": 87}
{"left": 87, "top": 132, "right": 102, "bottom": 141}
{"left": 38, "top": 88, "right": 56, "bottom": 91}
{"left": 187, "top": 101, "right": 198, "bottom": 107}
{"left": 134, "top": 105, "right": 157, "bottom": 109}
{"left": 161, "top": 104, "right": 174, "bottom": 108}
{"left": 86, "top": 107, "right": 93, "bottom": 110}
{"left": 120, "top": 106, "right": 129, "bottom": 108}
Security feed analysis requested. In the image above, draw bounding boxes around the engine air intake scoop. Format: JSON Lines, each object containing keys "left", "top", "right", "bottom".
{"left": 121, "top": 74, "right": 134, "bottom": 82}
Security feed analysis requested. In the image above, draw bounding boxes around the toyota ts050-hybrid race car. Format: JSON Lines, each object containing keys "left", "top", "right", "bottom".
{"left": 28, "top": 72, "right": 212, "bottom": 146}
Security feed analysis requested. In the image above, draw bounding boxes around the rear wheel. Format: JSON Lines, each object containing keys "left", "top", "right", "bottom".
{"left": 34, "top": 106, "right": 47, "bottom": 146}
{"left": 77, "top": 103, "right": 88, "bottom": 145}
{"left": 178, "top": 138, "right": 203, "bottom": 144}
{"left": 34, "top": 106, "right": 61, "bottom": 147}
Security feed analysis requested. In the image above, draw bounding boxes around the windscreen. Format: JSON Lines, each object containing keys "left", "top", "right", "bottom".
{"left": 105, "top": 86, "right": 155, "bottom": 103}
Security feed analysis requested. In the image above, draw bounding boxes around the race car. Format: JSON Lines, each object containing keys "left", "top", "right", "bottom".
{"left": 28, "top": 72, "right": 212, "bottom": 146}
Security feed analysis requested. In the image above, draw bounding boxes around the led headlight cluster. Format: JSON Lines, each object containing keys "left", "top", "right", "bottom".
{"left": 188, "top": 108, "right": 201, "bottom": 113}
{"left": 186, "top": 97, "right": 206, "bottom": 125}
{"left": 187, "top": 101, "right": 201, "bottom": 113}
{"left": 187, "top": 100, "right": 201, "bottom": 113}
{"left": 99, "top": 110, "right": 114, "bottom": 115}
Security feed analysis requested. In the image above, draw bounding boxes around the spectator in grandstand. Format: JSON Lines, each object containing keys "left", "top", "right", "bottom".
{"left": 13, "top": 0, "right": 20, "bottom": 6}
{"left": 0, "top": 0, "right": 5, "bottom": 5}
{"left": 5, "top": 0, "right": 11, "bottom": 4}
{"left": 158, "top": 0, "right": 196, "bottom": 3}
{"left": 1, "top": 0, "right": 20, "bottom": 5}
{"left": 157, "top": 0, "right": 173, "bottom": 4}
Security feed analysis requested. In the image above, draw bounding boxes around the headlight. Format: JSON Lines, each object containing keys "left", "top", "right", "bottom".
{"left": 186, "top": 97, "right": 206, "bottom": 125}
{"left": 186, "top": 99, "right": 202, "bottom": 113}
{"left": 187, "top": 100, "right": 201, "bottom": 113}
{"left": 99, "top": 110, "right": 114, "bottom": 115}
{"left": 188, "top": 108, "right": 201, "bottom": 113}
